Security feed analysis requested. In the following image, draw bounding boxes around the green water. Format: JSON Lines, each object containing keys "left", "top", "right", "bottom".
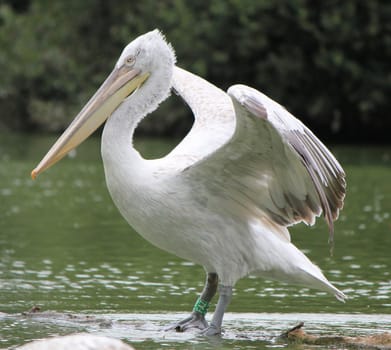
{"left": 1, "top": 133, "right": 391, "bottom": 349}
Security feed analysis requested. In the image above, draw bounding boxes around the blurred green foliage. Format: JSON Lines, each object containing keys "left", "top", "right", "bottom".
{"left": 0, "top": 0, "right": 389, "bottom": 142}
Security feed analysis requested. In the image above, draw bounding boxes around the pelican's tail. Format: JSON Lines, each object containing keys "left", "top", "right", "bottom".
{"left": 288, "top": 242, "right": 347, "bottom": 302}
{"left": 255, "top": 246, "right": 347, "bottom": 302}
{"left": 295, "top": 264, "right": 347, "bottom": 302}
{"left": 249, "top": 220, "right": 346, "bottom": 302}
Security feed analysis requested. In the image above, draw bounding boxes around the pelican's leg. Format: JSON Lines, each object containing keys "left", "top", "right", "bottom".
{"left": 202, "top": 285, "right": 232, "bottom": 336}
{"left": 165, "top": 272, "right": 218, "bottom": 332}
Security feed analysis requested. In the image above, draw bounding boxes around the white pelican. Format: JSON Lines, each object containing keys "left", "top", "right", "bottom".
{"left": 31, "top": 30, "right": 346, "bottom": 335}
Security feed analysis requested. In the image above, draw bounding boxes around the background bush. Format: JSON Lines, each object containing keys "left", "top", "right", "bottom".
{"left": 0, "top": 0, "right": 389, "bottom": 143}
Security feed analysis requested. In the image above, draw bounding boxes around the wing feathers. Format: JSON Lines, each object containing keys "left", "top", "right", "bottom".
{"left": 227, "top": 85, "right": 346, "bottom": 238}
{"left": 182, "top": 83, "right": 345, "bottom": 243}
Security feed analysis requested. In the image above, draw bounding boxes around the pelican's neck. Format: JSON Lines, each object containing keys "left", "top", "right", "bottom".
{"left": 101, "top": 102, "right": 140, "bottom": 167}
{"left": 101, "top": 66, "right": 173, "bottom": 179}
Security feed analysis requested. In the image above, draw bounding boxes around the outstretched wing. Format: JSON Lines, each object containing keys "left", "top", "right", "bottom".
{"left": 182, "top": 84, "right": 346, "bottom": 242}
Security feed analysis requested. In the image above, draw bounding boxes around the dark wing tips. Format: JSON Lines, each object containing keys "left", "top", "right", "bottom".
{"left": 287, "top": 129, "right": 346, "bottom": 241}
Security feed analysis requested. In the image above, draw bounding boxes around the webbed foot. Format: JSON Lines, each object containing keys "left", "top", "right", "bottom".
{"left": 164, "top": 312, "right": 208, "bottom": 332}
{"left": 201, "top": 323, "right": 221, "bottom": 336}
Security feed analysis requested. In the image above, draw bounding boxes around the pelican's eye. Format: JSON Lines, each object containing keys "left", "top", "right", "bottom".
{"left": 125, "top": 55, "right": 136, "bottom": 67}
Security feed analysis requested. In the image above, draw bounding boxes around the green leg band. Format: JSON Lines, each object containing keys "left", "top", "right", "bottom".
{"left": 192, "top": 297, "right": 210, "bottom": 316}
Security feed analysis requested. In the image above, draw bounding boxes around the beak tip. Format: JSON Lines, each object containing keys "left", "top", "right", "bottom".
{"left": 31, "top": 169, "right": 38, "bottom": 180}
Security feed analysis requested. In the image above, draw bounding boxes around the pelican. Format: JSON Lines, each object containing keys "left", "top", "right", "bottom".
{"left": 31, "top": 30, "right": 346, "bottom": 335}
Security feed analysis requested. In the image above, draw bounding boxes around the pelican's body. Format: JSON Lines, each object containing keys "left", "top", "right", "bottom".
{"left": 101, "top": 67, "right": 235, "bottom": 277}
{"left": 32, "top": 30, "right": 346, "bottom": 335}
{"left": 102, "top": 66, "right": 343, "bottom": 291}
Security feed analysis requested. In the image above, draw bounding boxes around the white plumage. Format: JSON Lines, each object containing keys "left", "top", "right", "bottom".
{"left": 32, "top": 30, "right": 346, "bottom": 335}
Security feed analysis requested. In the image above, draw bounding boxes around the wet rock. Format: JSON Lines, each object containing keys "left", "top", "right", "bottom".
{"left": 16, "top": 333, "right": 135, "bottom": 350}
{"left": 22, "top": 306, "right": 41, "bottom": 315}
{"left": 21, "top": 308, "right": 113, "bottom": 327}
{"left": 282, "top": 322, "right": 391, "bottom": 349}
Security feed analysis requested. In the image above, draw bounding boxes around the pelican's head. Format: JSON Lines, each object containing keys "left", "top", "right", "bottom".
{"left": 31, "top": 29, "right": 175, "bottom": 179}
